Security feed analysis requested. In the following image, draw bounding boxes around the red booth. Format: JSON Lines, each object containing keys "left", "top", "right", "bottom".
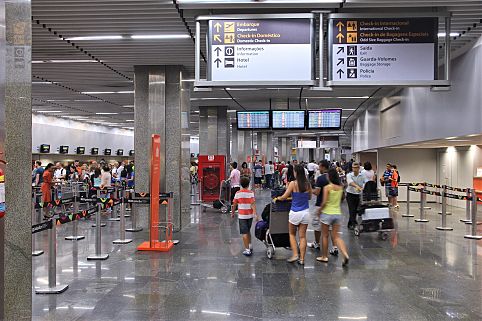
{"left": 198, "top": 155, "right": 226, "bottom": 202}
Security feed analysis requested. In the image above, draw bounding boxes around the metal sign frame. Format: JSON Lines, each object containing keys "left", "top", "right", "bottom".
{"left": 326, "top": 12, "right": 451, "bottom": 87}
{"left": 195, "top": 13, "right": 317, "bottom": 87}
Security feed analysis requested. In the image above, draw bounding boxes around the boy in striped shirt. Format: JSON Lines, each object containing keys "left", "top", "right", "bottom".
{"left": 231, "top": 176, "right": 259, "bottom": 256}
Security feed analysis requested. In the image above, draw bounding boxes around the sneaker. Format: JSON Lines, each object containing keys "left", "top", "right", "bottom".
{"left": 329, "top": 247, "right": 339, "bottom": 256}
{"left": 242, "top": 249, "right": 252, "bottom": 256}
{"left": 249, "top": 243, "right": 253, "bottom": 250}
{"left": 307, "top": 242, "right": 320, "bottom": 249}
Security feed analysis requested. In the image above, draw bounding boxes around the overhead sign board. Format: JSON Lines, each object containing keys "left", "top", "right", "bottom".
{"left": 328, "top": 15, "right": 438, "bottom": 85}
{"left": 203, "top": 14, "right": 315, "bottom": 86}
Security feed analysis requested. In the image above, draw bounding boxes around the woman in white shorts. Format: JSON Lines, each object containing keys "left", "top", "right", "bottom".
{"left": 274, "top": 165, "right": 312, "bottom": 266}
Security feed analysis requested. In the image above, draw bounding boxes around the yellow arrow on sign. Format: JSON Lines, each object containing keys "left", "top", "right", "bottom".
{"left": 336, "top": 21, "right": 345, "bottom": 32}
{"left": 214, "top": 22, "right": 222, "bottom": 33}
{"left": 336, "top": 33, "right": 344, "bottom": 43}
{"left": 214, "top": 34, "right": 222, "bottom": 43}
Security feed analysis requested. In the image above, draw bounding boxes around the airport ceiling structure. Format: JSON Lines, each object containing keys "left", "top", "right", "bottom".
{"left": 32, "top": 0, "right": 482, "bottom": 144}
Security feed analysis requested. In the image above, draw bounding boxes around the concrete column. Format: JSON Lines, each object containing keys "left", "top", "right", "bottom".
{"left": 199, "top": 107, "right": 229, "bottom": 156}
{"left": 134, "top": 65, "right": 191, "bottom": 231}
{"left": 231, "top": 124, "right": 238, "bottom": 162}
{"left": 257, "top": 132, "right": 274, "bottom": 161}
{"left": 2, "top": 1, "right": 32, "bottom": 319}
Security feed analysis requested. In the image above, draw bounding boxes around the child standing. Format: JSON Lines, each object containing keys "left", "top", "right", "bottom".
{"left": 232, "top": 176, "right": 259, "bottom": 256}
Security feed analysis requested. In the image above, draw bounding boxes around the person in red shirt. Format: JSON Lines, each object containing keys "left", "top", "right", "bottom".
{"left": 231, "top": 176, "right": 259, "bottom": 256}
{"left": 389, "top": 165, "right": 400, "bottom": 208}
{"left": 41, "top": 163, "right": 55, "bottom": 219}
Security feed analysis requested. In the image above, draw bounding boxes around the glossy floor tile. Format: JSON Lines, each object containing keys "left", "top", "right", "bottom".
{"left": 31, "top": 190, "right": 482, "bottom": 320}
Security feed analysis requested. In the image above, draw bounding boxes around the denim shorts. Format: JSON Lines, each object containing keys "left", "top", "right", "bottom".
{"left": 320, "top": 213, "right": 342, "bottom": 226}
{"left": 310, "top": 206, "right": 321, "bottom": 231}
{"left": 239, "top": 218, "right": 253, "bottom": 234}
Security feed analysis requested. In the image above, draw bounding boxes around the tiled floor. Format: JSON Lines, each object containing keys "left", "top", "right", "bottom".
{"left": 32, "top": 189, "right": 482, "bottom": 320}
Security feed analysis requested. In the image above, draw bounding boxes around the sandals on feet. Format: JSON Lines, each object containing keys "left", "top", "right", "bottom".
{"left": 287, "top": 256, "right": 299, "bottom": 263}
{"left": 316, "top": 257, "right": 329, "bottom": 263}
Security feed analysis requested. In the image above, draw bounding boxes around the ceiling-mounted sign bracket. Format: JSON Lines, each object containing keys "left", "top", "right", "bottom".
{"left": 195, "top": 13, "right": 317, "bottom": 88}
{"left": 326, "top": 12, "right": 451, "bottom": 87}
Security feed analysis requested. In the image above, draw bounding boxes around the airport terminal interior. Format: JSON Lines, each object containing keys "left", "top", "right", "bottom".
{"left": 1, "top": 0, "right": 482, "bottom": 320}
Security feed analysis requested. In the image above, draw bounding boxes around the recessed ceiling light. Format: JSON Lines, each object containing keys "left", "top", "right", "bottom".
{"left": 130, "top": 34, "right": 190, "bottom": 40}
{"left": 95, "top": 112, "right": 118, "bottom": 115}
{"left": 65, "top": 35, "right": 123, "bottom": 41}
{"left": 46, "top": 99, "right": 70, "bottom": 102}
{"left": 190, "top": 98, "right": 233, "bottom": 101}
{"left": 117, "top": 91, "right": 134, "bottom": 94}
{"left": 32, "top": 81, "right": 53, "bottom": 84}
{"left": 126, "top": 120, "right": 134, "bottom": 122}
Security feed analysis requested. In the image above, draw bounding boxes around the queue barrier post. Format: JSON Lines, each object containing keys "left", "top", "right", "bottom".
{"left": 438, "top": 185, "right": 452, "bottom": 216}
{"left": 108, "top": 186, "right": 121, "bottom": 222}
{"left": 113, "top": 187, "right": 133, "bottom": 244}
{"left": 32, "top": 189, "right": 44, "bottom": 256}
{"left": 35, "top": 222, "right": 69, "bottom": 294}
{"left": 461, "top": 188, "right": 472, "bottom": 223}
{"left": 402, "top": 184, "right": 414, "bottom": 218}
{"left": 87, "top": 189, "right": 109, "bottom": 260}
{"left": 436, "top": 185, "right": 453, "bottom": 231}
{"left": 415, "top": 186, "right": 429, "bottom": 223}
{"left": 65, "top": 183, "right": 85, "bottom": 241}
{"left": 126, "top": 189, "right": 143, "bottom": 232}
{"left": 464, "top": 189, "right": 482, "bottom": 240}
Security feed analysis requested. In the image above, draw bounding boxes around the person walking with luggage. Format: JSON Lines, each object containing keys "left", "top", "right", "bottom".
{"left": 229, "top": 162, "right": 241, "bottom": 206}
{"left": 316, "top": 168, "right": 350, "bottom": 266}
{"left": 231, "top": 177, "right": 259, "bottom": 256}
{"left": 274, "top": 164, "right": 312, "bottom": 266}
{"left": 346, "top": 162, "right": 366, "bottom": 229}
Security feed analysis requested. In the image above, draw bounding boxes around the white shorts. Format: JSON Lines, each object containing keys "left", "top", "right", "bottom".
{"left": 289, "top": 208, "right": 310, "bottom": 226}
{"left": 310, "top": 206, "right": 321, "bottom": 231}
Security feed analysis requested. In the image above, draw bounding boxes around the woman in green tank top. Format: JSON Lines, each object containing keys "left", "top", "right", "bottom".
{"left": 316, "top": 169, "right": 350, "bottom": 266}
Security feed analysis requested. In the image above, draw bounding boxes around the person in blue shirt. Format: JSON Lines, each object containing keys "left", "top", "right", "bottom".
{"left": 380, "top": 163, "right": 392, "bottom": 202}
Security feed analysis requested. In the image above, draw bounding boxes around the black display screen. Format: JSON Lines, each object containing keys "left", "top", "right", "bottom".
{"left": 104, "top": 149, "right": 112, "bottom": 156}
{"left": 237, "top": 111, "right": 270, "bottom": 130}
{"left": 116, "top": 149, "right": 124, "bottom": 156}
{"left": 76, "top": 147, "right": 85, "bottom": 155}
{"left": 271, "top": 110, "right": 306, "bottom": 129}
{"left": 91, "top": 148, "right": 99, "bottom": 155}
{"left": 129, "top": 150, "right": 134, "bottom": 156}
{"left": 59, "top": 146, "right": 69, "bottom": 154}
{"left": 307, "top": 109, "right": 342, "bottom": 129}
{"left": 40, "top": 144, "right": 50, "bottom": 153}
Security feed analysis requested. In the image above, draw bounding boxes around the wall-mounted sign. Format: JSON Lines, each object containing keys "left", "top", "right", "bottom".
{"left": 328, "top": 15, "right": 438, "bottom": 85}
{"left": 198, "top": 14, "right": 315, "bottom": 86}
{"left": 40, "top": 144, "right": 50, "bottom": 153}
{"left": 59, "top": 146, "right": 69, "bottom": 154}
{"left": 104, "top": 149, "right": 112, "bottom": 156}
{"left": 91, "top": 148, "right": 99, "bottom": 155}
{"left": 116, "top": 149, "right": 124, "bottom": 156}
{"left": 129, "top": 150, "right": 135, "bottom": 156}
{"left": 76, "top": 147, "right": 85, "bottom": 155}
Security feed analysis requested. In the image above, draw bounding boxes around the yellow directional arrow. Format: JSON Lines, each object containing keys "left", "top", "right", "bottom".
{"left": 214, "top": 22, "right": 222, "bottom": 33}
{"left": 214, "top": 34, "right": 222, "bottom": 43}
{"left": 336, "top": 21, "right": 345, "bottom": 32}
{"left": 336, "top": 33, "right": 344, "bottom": 43}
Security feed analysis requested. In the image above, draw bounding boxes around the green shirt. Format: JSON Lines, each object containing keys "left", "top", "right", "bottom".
{"left": 323, "top": 186, "right": 343, "bottom": 215}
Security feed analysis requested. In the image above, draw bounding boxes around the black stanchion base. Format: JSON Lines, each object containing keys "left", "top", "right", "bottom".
{"left": 464, "top": 235, "right": 482, "bottom": 240}
{"left": 415, "top": 219, "right": 429, "bottom": 223}
{"left": 191, "top": 203, "right": 201, "bottom": 206}
{"left": 436, "top": 227, "right": 454, "bottom": 231}
{"left": 32, "top": 250, "right": 44, "bottom": 256}
{"left": 92, "top": 223, "right": 107, "bottom": 228}
{"left": 172, "top": 240, "right": 180, "bottom": 245}
{"left": 65, "top": 235, "right": 85, "bottom": 241}
{"left": 113, "top": 239, "right": 133, "bottom": 244}
{"left": 35, "top": 284, "right": 69, "bottom": 294}
{"left": 87, "top": 254, "right": 109, "bottom": 260}
{"left": 125, "top": 227, "right": 143, "bottom": 232}
{"left": 438, "top": 212, "right": 452, "bottom": 215}
{"left": 108, "top": 218, "right": 121, "bottom": 222}
{"left": 460, "top": 219, "right": 471, "bottom": 223}
{"left": 401, "top": 214, "right": 415, "bottom": 217}
{"left": 423, "top": 207, "right": 432, "bottom": 210}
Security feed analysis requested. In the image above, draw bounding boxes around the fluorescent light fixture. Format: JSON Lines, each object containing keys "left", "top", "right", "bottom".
{"left": 49, "top": 60, "right": 96, "bottom": 63}
{"left": 438, "top": 32, "right": 460, "bottom": 37}
{"left": 81, "top": 91, "right": 115, "bottom": 94}
{"left": 338, "top": 317, "right": 368, "bottom": 320}
{"left": 46, "top": 99, "right": 70, "bottom": 102}
{"left": 308, "top": 96, "right": 370, "bottom": 99}
{"left": 227, "top": 109, "right": 237, "bottom": 112}
{"left": 181, "top": 79, "right": 195, "bottom": 82}
{"left": 130, "top": 34, "right": 190, "bottom": 40}
{"left": 201, "top": 310, "right": 230, "bottom": 316}
{"left": 32, "top": 61, "right": 46, "bottom": 63}
{"left": 122, "top": 105, "right": 134, "bottom": 108}
{"left": 343, "top": 108, "right": 356, "bottom": 111}
{"left": 446, "top": 137, "right": 457, "bottom": 140}
{"left": 341, "top": 116, "right": 348, "bottom": 118}
{"left": 33, "top": 81, "right": 53, "bottom": 84}
{"left": 126, "top": 120, "right": 134, "bottom": 122}
{"left": 65, "top": 35, "right": 123, "bottom": 41}
{"left": 190, "top": 98, "right": 233, "bottom": 101}
{"left": 95, "top": 112, "right": 118, "bottom": 115}
{"left": 36, "top": 110, "right": 62, "bottom": 113}
{"left": 117, "top": 91, "right": 134, "bottom": 94}
{"left": 74, "top": 99, "right": 102, "bottom": 102}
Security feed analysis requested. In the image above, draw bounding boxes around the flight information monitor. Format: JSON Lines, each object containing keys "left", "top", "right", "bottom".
{"left": 271, "top": 110, "right": 306, "bottom": 129}
{"left": 307, "top": 109, "right": 342, "bottom": 129}
{"left": 237, "top": 111, "right": 270, "bottom": 130}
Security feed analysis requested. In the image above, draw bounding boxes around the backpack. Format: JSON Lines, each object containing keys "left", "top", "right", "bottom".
{"left": 255, "top": 220, "right": 269, "bottom": 241}
{"left": 397, "top": 171, "right": 401, "bottom": 183}
{"left": 261, "top": 203, "right": 271, "bottom": 223}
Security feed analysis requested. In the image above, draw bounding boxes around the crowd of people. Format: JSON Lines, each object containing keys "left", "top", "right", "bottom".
{"left": 32, "top": 159, "right": 135, "bottom": 219}
{"left": 229, "top": 158, "right": 401, "bottom": 266}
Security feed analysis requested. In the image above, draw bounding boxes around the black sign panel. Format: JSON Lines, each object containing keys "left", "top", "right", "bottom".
{"left": 91, "top": 148, "right": 99, "bottom": 155}
{"left": 104, "top": 149, "right": 112, "bottom": 156}
{"left": 40, "top": 144, "right": 50, "bottom": 153}
{"left": 76, "top": 147, "right": 85, "bottom": 155}
{"left": 59, "top": 145, "right": 69, "bottom": 154}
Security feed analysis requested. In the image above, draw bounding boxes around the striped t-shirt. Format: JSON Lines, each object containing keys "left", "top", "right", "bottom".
{"left": 233, "top": 189, "right": 255, "bottom": 219}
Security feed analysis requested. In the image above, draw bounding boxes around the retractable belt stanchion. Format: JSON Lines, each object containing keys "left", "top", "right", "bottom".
{"left": 108, "top": 186, "right": 120, "bottom": 222}
{"left": 113, "top": 187, "right": 133, "bottom": 244}
{"left": 461, "top": 188, "right": 472, "bottom": 223}
{"left": 32, "top": 189, "right": 44, "bottom": 256}
{"left": 35, "top": 222, "right": 69, "bottom": 294}
{"left": 402, "top": 184, "right": 414, "bottom": 218}
{"left": 436, "top": 185, "right": 453, "bottom": 231}
{"left": 65, "top": 183, "right": 85, "bottom": 241}
{"left": 464, "top": 189, "right": 482, "bottom": 240}
{"left": 87, "top": 189, "right": 109, "bottom": 260}
{"left": 125, "top": 188, "right": 143, "bottom": 232}
{"left": 415, "top": 186, "right": 429, "bottom": 223}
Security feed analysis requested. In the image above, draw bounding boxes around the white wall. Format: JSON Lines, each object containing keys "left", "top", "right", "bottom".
{"left": 32, "top": 114, "right": 134, "bottom": 155}
{"left": 377, "top": 148, "right": 438, "bottom": 202}
{"left": 352, "top": 35, "right": 482, "bottom": 152}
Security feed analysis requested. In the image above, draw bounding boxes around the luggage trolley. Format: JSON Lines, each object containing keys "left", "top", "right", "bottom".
{"left": 354, "top": 181, "right": 394, "bottom": 240}
{"left": 218, "top": 180, "right": 231, "bottom": 214}
{"left": 264, "top": 200, "right": 291, "bottom": 259}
